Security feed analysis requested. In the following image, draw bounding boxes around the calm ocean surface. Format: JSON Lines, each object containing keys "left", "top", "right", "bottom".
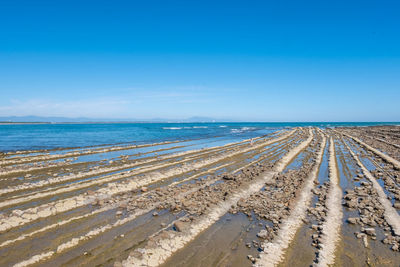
{"left": 0, "top": 122, "right": 398, "bottom": 152}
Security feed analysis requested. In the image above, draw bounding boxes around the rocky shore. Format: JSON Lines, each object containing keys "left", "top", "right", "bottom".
{"left": 0, "top": 126, "right": 399, "bottom": 267}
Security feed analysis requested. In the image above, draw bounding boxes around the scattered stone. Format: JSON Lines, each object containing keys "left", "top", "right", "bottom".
{"left": 257, "top": 230, "right": 269, "bottom": 239}
{"left": 347, "top": 217, "right": 357, "bottom": 224}
{"left": 364, "top": 228, "right": 376, "bottom": 236}
{"left": 247, "top": 255, "right": 256, "bottom": 263}
{"left": 222, "top": 174, "right": 234, "bottom": 180}
{"left": 174, "top": 221, "right": 187, "bottom": 232}
{"left": 362, "top": 235, "right": 368, "bottom": 248}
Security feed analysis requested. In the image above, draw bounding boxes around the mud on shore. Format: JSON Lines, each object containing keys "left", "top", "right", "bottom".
{"left": 0, "top": 126, "right": 399, "bottom": 267}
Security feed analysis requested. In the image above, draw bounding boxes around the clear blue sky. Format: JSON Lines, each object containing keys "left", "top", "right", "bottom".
{"left": 0, "top": 0, "right": 399, "bottom": 121}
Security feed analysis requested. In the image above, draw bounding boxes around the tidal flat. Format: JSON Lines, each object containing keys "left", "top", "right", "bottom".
{"left": 0, "top": 126, "right": 399, "bottom": 266}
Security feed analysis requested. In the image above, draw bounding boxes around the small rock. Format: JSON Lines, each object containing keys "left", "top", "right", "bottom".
{"left": 257, "top": 230, "right": 269, "bottom": 239}
{"left": 364, "top": 228, "right": 376, "bottom": 236}
{"left": 119, "top": 203, "right": 128, "bottom": 209}
{"left": 355, "top": 232, "right": 366, "bottom": 239}
{"left": 174, "top": 221, "right": 187, "bottom": 232}
{"left": 247, "top": 255, "right": 255, "bottom": 263}
{"left": 362, "top": 235, "right": 368, "bottom": 248}
{"left": 222, "top": 174, "right": 234, "bottom": 180}
{"left": 347, "top": 217, "right": 357, "bottom": 224}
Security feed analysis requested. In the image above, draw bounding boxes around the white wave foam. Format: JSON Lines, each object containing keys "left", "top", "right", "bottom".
{"left": 162, "top": 127, "right": 182, "bottom": 130}
{"left": 230, "top": 126, "right": 256, "bottom": 134}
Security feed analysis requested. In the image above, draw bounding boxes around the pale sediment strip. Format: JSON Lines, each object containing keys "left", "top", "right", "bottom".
{"left": 120, "top": 129, "right": 314, "bottom": 266}
{"left": 0, "top": 130, "right": 297, "bottom": 232}
{"left": 0, "top": 131, "right": 286, "bottom": 195}
{"left": 3, "top": 135, "right": 290, "bottom": 250}
{"left": 6, "top": 135, "right": 288, "bottom": 204}
{"left": 0, "top": 138, "right": 246, "bottom": 195}
{"left": 2, "top": 133, "right": 272, "bottom": 166}
{"left": 254, "top": 134, "right": 326, "bottom": 267}
{"left": 0, "top": 162, "right": 233, "bottom": 250}
{"left": 0, "top": 143, "right": 188, "bottom": 177}
{"left": 273, "top": 128, "right": 312, "bottom": 172}
{"left": 0, "top": 204, "right": 114, "bottom": 249}
{"left": 0, "top": 132, "right": 293, "bottom": 208}
{"left": 10, "top": 162, "right": 240, "bottom": 267}
{"left": 314, "top": 137, "right": 342, "bottom": 267}
{"left": 374, "top": 138, "right": 400, "bottom": 149}
{"left": 12, "top": 210, "right": 154, "bottom": 267}
{"left": 2, "top": 129, "right": 278, "bottom": 167}
{"left": 0, "top": 139, "right": 188, "bottom": 166}
{"left": 342, "top": 132, "right": 400, "bottom": 170}
{"left": 0, "top": 130, "right": 295, "bottom": 210}
{"left": 342, "top": 138, "right": 400, "bottom": 235}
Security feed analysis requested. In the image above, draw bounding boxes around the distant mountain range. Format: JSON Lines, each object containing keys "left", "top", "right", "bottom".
{"left": 0, "top": 116, "right": 232, "bottom": 123}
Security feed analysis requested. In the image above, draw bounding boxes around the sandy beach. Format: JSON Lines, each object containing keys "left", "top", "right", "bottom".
{"left": 0, "top": 126, "right": 399, "bottom": 267}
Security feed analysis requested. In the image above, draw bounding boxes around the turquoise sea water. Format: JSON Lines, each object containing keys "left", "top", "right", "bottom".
{"left": 0, "top": 122, "right": 398, "bottom": 152}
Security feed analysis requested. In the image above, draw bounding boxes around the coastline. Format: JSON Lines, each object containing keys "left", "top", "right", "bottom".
{"left": 0, "top": 126, "right": 399, "bottom": 266}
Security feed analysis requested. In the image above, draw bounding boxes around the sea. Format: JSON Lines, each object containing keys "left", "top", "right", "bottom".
{"left": 0, "top": 122, "right": 398, "bottom": 152}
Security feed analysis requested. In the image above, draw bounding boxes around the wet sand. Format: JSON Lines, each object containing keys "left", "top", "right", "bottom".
{"left": 0, "top": 126, "right": 399, "bottom": 267}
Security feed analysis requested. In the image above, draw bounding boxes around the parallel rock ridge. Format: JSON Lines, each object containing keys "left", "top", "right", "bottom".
{"left": 0, "top": 126, "right": 399, "bottom": 267}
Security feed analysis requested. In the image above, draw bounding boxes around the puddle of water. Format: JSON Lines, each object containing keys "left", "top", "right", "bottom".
{"left": 278, "top": 222, "right": 316, "bottom": 267}
{"left": 336, "top": 138, "right": 400, "bottom": 266}
{"left": 280, "top": 138, "right": 327, "bottom": 267}
{"left": 41, "top": 209, "right": 186, "bottom": 267}
{"left": 162, "top": 212, "right": 267, "bottom": 267}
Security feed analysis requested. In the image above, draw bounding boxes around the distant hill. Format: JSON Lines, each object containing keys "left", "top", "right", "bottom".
{"left": 0, "top": 116, "right": 233, "bottom": 123}
{"left": 0, "top": 116, "right": 107, "bottom": 123}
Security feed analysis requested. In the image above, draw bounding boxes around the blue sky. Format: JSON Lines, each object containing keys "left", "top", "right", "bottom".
{"left": 0, "top": 0, "right": 399, "bottom": 121}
